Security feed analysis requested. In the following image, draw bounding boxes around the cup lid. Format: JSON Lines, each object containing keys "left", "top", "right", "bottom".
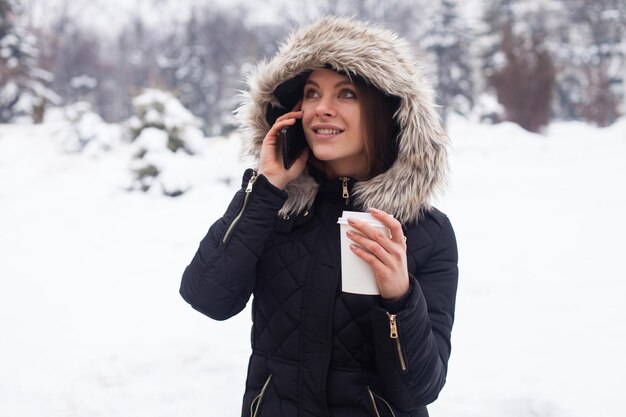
{"left": 336, "top": 210, "right": 389, "bottom": 228}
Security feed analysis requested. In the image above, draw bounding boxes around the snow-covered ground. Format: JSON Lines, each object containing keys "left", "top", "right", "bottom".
{"left": 0, "top": 116, "right": 624, "bottom": 416}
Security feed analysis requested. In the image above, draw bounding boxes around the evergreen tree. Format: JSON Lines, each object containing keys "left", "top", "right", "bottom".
{"left": 481, "top": 0, "right": 517, "bottom": 78}
{"left": 171, "top": 6, "right": 274, "bottom": 135}
{"left": 422, "top": 0, "right": 475, "bottom": 123}
{"left": 564, "top": 0, "right": 625, "bottom": 126}
{"left": 171, "top": 11, "right": 215, "bottom": 134}
{"left": 40, "top": 20, "right": 103, "bottom": 112}
{"left": 0, "top": 0, "right": 58, "bottom": 123}
{"left": 475, "top": 0, "right": 520, "bottom": 123}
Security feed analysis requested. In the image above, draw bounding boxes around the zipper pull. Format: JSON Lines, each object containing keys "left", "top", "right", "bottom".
{"left": 386, "top": 312, "right": 408, "bottom": 371}
{"left": 340, "top": 177, "right": 349, "bottom": 203}
{"left": 246, "top": 171, "right": 258, "bottom": 193}
{"left": 387, "top": 312, "right": 399, "bottom": 339}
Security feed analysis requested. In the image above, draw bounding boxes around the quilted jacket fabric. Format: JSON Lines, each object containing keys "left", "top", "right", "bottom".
{"left": 180, "top": 170, "right": 457, "bottom": 417}
{"left": 180, "top": 16, "right": 459, "bottom": 417}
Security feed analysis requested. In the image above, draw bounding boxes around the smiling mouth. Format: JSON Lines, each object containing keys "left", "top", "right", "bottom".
{"left": 314, "top": 128, "right": 343, "bottom": 135}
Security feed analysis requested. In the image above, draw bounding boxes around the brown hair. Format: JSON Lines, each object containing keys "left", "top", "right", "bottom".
{"left": 354, "top": 79, "right": 399, "bottom": 179}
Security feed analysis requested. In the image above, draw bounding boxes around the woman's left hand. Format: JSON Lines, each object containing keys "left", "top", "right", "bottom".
{"left": 346, "top": 208, "right": 409, "bottom": 301}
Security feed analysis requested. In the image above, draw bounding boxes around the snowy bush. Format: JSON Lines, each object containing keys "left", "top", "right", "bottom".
{"left": 471, "top": 93, "right": 505, "bottom": 125}
{"left": 57, "top": 101, "right": 122, "bottom": 156}
{"left": 0, "top": 2, "right": 59, "bottom": 123}
{"left": 127, "top": 89, "right": 205, "bottom": 152}
{"left": 125, "top": 89, "right": 207, "bottom": 197}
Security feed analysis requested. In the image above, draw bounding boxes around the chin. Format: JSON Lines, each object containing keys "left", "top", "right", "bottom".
{"left": 308, "top": 146, "right": 330, "bottom": 161}
{"left": 311, "top": 151, "right": 336, "bottom": 162}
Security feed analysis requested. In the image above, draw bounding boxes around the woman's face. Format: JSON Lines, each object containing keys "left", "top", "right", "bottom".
{"left": 301, "top": 69, "right": 366, "bottom": 179}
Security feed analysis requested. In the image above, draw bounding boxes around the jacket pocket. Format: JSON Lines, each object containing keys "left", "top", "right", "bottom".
{"left": 367, "top": 386, "right": 397, "bottom": 417}
{"left": 386, "top": 312, "right": 408, "bottom": 372}
{"left": 249, "top": 374, "right": 272, "bottom": 417}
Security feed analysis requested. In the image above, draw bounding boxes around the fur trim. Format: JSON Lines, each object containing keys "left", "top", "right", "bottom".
{"left": 236, "top": 16, "right": 449, "bottom": 223}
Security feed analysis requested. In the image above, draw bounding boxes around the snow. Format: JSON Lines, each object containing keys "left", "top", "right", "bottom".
{"left": 134, "top": 127, "right": 169, "bottom": 152}
{"left": 431, "top": 116, "right": 626, "bottom": 417}
{"left": 0, "top": 116, "right": 625, "bottom": 416}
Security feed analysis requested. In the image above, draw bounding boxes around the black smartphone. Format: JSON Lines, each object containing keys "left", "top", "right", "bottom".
{"left": 280, "top": 119, "right": 308, "bottom": 169}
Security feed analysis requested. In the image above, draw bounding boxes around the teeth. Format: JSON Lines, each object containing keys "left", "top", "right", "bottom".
{"left": 317, "top": 128, "right": 340, "bottom": 135}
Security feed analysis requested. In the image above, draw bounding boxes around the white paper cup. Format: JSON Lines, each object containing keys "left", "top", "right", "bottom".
{"left": 337, "top": 211, "right": 390, "bottom": 295}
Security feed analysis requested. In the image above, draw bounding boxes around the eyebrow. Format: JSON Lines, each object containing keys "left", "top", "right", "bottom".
{"left": 304, "top": 79, "right": 354, "bottom": 88}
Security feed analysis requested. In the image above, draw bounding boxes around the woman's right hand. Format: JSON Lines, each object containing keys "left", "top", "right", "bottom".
{"left": 258, "top": 108, "right": 309, "bottom": 190}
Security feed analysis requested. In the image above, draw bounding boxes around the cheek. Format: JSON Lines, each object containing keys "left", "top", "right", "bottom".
{"left": 301, "top": 106, "right": 315, "bottom": 139}
{"left": 348, "top": 109, "right": 362, "bottom": 130}
{"left": 301, "top": 102, "right": 315, "bottom": 120}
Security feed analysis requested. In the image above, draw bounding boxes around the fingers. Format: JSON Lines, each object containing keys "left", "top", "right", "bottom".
{"left": 267, "top": 104, "right": 303, "bottom": 144}
{"left": 369, "top": 208, "right": 406, "bottom": 246}
{"left": 276, "top": 109, "right": 303, "bottom": 122}
{"left": 348, "top": 241, "right": 387, "bottom": 271}
{"left": 346, "top": 229, "right": 392, "bottom": 266}
{"left": 265, "top": 112, "right": 301, "bottom": 146}
{"left": 346, "top": 214, "right": 405, "bottom": 253}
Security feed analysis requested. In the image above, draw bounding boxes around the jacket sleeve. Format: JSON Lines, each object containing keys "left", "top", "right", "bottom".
{"left": 371, "top": 215, "right": 458, "bottom": 410}
{"left": 179, "top": 169, "right": 288, "bottom": 321}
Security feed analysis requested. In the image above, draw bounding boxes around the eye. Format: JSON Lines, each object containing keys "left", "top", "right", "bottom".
{"left": 304, "top": 88, "right": 320, "bottom": 99}
{"left": 338, "top": 89, "right": 357, "bottom": 99}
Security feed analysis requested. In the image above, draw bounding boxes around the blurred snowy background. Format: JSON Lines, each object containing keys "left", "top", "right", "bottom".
{"left": 1, "top": 0, "right": 625, "bottom": 416}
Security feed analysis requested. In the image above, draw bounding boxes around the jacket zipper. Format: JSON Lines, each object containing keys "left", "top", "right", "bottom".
{"left": 340, "top": 176, "right": 349, "bottom": 204}
{"left": 222, "top": 171, "right": 257, "bottom": 244}
{"left": 367, "top": 386, "right": 397, "bottom": 417}
{"left": 386, "top": 312, "right": 408, "bottom": 372}
{"left": 250, "top": 374, "right": 272, "bottom": 417}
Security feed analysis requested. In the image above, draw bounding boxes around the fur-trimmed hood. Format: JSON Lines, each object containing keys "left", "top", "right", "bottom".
{"left": 236, "top": 16, "right": 449, "bottom": 223}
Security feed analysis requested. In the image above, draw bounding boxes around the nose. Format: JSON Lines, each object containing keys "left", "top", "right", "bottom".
{"left": 315, "top": 96, "right": 336, "bottom": 118}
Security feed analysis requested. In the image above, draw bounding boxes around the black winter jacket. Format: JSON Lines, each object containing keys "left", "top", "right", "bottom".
{"left": 180, "top": 170, "right": 458, "bottom": 417}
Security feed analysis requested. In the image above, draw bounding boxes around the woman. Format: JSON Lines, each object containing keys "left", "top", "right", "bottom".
{"left": 180, "top": 16, "right": 458, "bottom": 417}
